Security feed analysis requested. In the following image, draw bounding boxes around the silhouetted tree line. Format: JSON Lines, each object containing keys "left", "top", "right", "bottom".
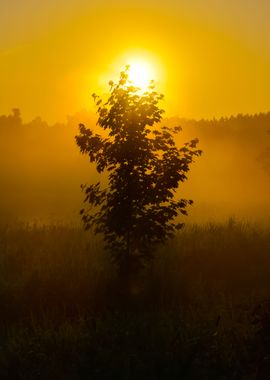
{"left": 1, "top": 107, "right": 270, "bottom": 222}
{"left": 1, "top": 107, "right": 269, "bottom": 169}
{"left": 1, "top": 108, "right": 270, "bottom": 132}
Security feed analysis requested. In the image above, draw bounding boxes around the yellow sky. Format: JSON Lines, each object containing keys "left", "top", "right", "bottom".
{"left": 0, "top": 0, "right": 270, "bottom": 123}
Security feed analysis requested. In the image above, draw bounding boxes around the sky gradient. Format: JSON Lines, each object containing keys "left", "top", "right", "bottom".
{"left": 1, "top": 0, "right": 269, "bottom": 122}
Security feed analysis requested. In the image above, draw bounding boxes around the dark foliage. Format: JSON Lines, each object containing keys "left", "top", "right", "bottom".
{"left": 76, "top": 68, "right": 201, "bottom": 269}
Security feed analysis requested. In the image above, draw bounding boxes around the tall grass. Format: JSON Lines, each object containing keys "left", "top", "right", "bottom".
{"left": 0, "top": 220, "right": 270, "bottom": 379}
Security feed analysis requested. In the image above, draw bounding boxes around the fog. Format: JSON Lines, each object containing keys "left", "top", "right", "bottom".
{"left": 1, "top": 109, "right": 270, "bottom": 225}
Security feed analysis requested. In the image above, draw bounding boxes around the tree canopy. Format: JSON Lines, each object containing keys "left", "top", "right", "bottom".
{"left": 76, "top": 67, "right": 202, "bottom": 271}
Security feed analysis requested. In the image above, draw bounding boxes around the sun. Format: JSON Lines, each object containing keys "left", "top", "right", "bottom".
{"left": 102, "top": 51, "right": 164, "bottom": 96}
{"left": 127, "top": 59, "right": 154, "bottom": 91}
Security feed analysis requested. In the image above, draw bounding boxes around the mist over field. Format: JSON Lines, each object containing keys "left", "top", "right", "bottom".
{"left": 1, "top": 109, "right": 270, "bottom": 225}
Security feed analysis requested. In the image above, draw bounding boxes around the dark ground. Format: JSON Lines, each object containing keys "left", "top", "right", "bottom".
{"left": 0, "top": 220, "right": 270, "bottom": 379}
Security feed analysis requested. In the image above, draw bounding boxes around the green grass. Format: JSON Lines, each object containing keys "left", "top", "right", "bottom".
{"left": 0, "top": 220, "right": 270, "bottom": 379}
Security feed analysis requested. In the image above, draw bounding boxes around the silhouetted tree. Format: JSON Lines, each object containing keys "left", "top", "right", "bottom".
{"left": 76, "top": 67, "right": 202, "bottom": 273}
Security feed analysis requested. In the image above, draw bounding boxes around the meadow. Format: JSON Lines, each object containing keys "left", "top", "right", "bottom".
{"left": 1, "top": 220, "right": 270, "bottom": 379}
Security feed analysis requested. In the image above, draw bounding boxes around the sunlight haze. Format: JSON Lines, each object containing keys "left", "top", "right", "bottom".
{"left": 0, "top": 0, "right": 269, "bottom": 122}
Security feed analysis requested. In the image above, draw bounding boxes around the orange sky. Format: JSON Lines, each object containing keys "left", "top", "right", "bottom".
{"left": 0, "top": 0, "right": 270, "bottom": 123}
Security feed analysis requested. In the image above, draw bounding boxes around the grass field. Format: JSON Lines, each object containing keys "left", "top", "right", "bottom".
{"left": 0, "top": 220, "right": 270, "bottom": 379}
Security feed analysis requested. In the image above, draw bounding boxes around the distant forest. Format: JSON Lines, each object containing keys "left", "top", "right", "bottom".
{"left": 1, "top": 109, "right": 270, "bottom": 223}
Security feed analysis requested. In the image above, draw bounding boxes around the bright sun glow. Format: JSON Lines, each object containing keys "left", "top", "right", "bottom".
{"left": 103, "top": 51, "right": 164, "bottom": 97}
{"left": 128, "top": 60, "right": 153, "bottom": 91}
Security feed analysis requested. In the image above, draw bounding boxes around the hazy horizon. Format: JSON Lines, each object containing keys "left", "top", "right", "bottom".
{"left": 1, "top": 107, "right": 270, "bottom": 225}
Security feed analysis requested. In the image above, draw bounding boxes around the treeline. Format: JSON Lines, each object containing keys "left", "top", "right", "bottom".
{"left": 0, "top": 109, "right": 270, "bottom": 223}
{"left": 1, "top": 107, "right": 270, "bottom": 133}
